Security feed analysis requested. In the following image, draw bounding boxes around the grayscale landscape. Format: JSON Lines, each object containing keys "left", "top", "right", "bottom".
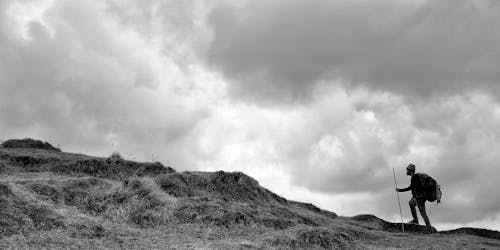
{"left": 2, "top": 0, "right": 500, "bottom": 249}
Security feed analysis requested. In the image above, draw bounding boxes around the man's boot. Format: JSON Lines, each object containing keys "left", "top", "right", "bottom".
{"left": 418, "top": 204, "right": 433, "bottom": 234}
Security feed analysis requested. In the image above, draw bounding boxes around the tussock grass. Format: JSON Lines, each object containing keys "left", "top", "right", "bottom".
{"left": 48, "top": 176, "right": 179, "bottom": 228}
{"left": 68, "top": 219, "right": 107, "bottom": 239}
{"left": 2, "top": 174, "right": 179, "bottom": 231}
{"left": 0, "top": 182, "right": 64, "bottom": 239}
{"left": 25, "top": 182, "right": 61, "bottom": 202}
{"left": 100, "top": 177, "right": 178, "bottom": 228}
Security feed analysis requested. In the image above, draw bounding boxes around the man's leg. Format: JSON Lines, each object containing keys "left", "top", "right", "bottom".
{"left": 417, "top": 200, "right": 432, "bottom": 232}
{"left": 409, "top": 197, "right": 419, "bottom": 224}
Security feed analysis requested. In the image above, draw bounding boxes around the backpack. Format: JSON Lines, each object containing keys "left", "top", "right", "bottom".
{"left": 417, "top": 173, "right": 442, "bottom": 203}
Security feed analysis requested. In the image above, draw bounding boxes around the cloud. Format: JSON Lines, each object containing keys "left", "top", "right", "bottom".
{"left": 0, "top": 0, "right": 212, "bottom": 166}
{"left": 206, "top": 0, "right": 500, "bottom": 103}
{"left": 187, "top": 85, "right": 409, "bottom": 195}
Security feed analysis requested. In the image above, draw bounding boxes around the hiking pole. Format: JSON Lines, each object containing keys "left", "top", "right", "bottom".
{"left": 392, "top": 168, "right": 405, "bottom": 233}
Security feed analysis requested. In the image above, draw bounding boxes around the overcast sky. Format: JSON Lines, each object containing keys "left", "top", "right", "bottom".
{"left": 1, "top": 0, "right": 500, "bottom": 230}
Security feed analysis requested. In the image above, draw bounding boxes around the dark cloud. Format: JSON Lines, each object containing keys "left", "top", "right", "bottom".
{"left": 206, "top": 0, "right": 500, "bottom": 103}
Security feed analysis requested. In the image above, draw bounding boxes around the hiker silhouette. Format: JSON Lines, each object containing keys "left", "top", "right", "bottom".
{"left": 395, "top": 164, "right": 436, "bottom": 234}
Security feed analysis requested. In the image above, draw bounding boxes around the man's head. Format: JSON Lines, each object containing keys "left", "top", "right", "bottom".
{"left": 406, "top": 164, "right": 416, "bottom": 176}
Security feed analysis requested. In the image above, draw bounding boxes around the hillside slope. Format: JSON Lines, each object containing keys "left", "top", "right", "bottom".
{"left": 1, "top": 139, "right": 499, "bottom": 249}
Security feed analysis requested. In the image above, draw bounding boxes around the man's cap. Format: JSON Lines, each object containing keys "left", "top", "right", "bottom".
{"left": 406, "top": 164, "right": 416, "bottom": 172}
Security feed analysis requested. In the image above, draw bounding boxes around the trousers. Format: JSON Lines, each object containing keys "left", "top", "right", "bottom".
{"left": 409, "top": 196, "right": 431, "bottom": 228}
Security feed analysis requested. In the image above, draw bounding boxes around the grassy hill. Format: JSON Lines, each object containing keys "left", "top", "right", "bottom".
{"left": 1, "top": 138, "right": 499, "bottom": 249}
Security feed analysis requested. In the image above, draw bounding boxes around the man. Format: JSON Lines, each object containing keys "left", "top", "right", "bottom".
{"left": 396, "top": 164, "right": 433, "bottom": 233}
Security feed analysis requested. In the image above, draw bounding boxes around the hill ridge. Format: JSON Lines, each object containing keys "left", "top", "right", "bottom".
{"left": 1, "top": 138, "right": 499, "bottom": 249}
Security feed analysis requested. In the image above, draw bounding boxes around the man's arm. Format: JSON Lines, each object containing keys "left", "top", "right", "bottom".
{"left": 396, "top": 175, "right": 417, "bottom": 192}
{"left": 397, "top": 186, "right": 411, "bottom": 192}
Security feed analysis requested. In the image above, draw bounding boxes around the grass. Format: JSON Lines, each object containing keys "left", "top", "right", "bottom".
{"left": 1, "top": 146, "right": 500, "bottom": 249}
